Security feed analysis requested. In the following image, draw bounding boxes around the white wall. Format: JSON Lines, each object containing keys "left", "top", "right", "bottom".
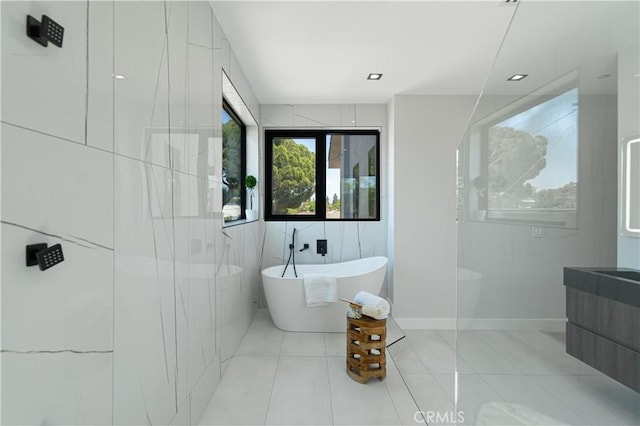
{"left": 1, "top": 1, "right": 260, "bottom": 425}
{"left": 390, "top": 95, "right": 477, "bottom": 328}
{"left": 259, "top": 104, "right": 390, "bottom": 300}
{"left": 617, "top": 43, "right": 640, "bottom": 269}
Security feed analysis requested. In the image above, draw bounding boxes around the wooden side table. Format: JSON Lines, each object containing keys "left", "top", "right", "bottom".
{"left": 346, "top": 314, "right": 387, "bottom": 383}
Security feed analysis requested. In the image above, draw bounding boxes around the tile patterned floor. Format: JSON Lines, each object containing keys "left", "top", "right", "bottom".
{"left": 200, "top": 310, "right": 639, "bottom": 425}
{"left": 199, "top": 310, "right": 421, "bottom": 425}
{"left": 389, "top": 329, "right": 640, "bottom": 426}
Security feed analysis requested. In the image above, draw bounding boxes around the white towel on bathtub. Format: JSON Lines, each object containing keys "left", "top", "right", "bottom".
{"left": 303, "top": 274, "right": 337, "bottom": 307}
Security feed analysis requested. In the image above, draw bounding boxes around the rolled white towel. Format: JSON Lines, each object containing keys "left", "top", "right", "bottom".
{"left": 353, "top": 291, "right": 390, "bottom": 319}
{"left": 362, "top": 304, "right": 386, "bottom": 320}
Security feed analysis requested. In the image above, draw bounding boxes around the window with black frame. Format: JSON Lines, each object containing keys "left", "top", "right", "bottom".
{"left": 264, "top": 129, "right": 380, "bottom": 221}
{"left": 222, "top": 100, "right": 246, "bottom": 224}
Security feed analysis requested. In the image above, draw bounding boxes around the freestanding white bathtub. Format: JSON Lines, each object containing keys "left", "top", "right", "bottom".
{"left": 261, "top": 256, "right": 388, "bottom": 332}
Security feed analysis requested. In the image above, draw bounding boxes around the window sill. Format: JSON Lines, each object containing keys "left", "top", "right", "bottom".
{"left": 264, "top": 218, "right": 381, "bottom": 222}
{"left": 467, "top": 209, "right": 577, "bottom": 229}
{"left": 223, "top": 218, "right": 260, "bottom": 228}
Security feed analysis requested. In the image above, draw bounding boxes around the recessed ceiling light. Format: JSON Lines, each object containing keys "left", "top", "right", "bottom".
{"left": 367, "top": 73, "right": 383, "bottom": 80}
{"left": 507, "top": 74, "right": 528, "bottom": 81}
{"left": 112, "top": 74, "right": 127, "bottom": 80}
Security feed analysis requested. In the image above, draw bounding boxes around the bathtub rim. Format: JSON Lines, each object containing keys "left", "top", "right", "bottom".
{"left": 261, "top": 255, "right": 388, "bottom": 280}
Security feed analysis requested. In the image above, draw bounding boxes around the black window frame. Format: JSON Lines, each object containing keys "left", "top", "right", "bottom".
{"left": 264, "top": 129, "right": 381, "bottom": 222}
{"left": 222, "top": 98, "right": 247, "bottom": 224}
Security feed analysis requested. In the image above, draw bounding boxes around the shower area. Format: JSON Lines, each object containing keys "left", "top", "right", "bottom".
{"left": 392, "top": 1, "right": 640, "bottom": 425}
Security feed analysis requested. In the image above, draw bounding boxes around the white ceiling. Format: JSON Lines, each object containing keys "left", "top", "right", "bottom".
{"left": 481, "top": 1, "right": 640, "bottom": 96}
{"left": 209, "top": 1, "right": 518, "bottom": 104}
{"left": 209, "top": 1, "right": 640, "bottom": 104}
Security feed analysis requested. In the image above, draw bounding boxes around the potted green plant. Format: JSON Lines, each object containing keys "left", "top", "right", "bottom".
{"left": 244, "top": 175, "right": 258, "bottom": 221}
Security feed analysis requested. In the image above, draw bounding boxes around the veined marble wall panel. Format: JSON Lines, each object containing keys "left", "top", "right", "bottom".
{"left": 1, "top": 123, "right": 114, "bottom": 352}
{"left": 214, "top": 254, "right": 242, "bottom": 364}
{"left": 211, "top": 9, "right": 224, "bottom": 50}
{"left": 1, "top": 352, "right": 112, "bottom": 425}
{"left": 168, "top": 1, "right": 189, "bottom": 174}
{"left": 1, "top": 124, "right": 114, "bottom": 249}
{"left": 261, "top": 221, "right": 288, "bottom": 265}
{"left": 220, "top": 39, "right": 231, "bottom": 81}
{"left": 167, "top": 2, "right": 192, "bottom": 407}
{"left": 0, "top": 1, "right": 87, "bottom": 143}
{"left": 111, "top": 2, "right": 259, "bottom": 424}
{"left": 174, "top": 175, "right": 191, "bottom": 410}
{"left": 2, "top": 1, "right": 260, "bottom": 424}
{"left": 261, "top": 221, "right": 387, "bottom": 266}
{"left": 340, "top": 104, "right": 357, "bottom": 127}
{"left": 114, "top": 0, "right": 170, "bottom": 168}
{"left": 261, "top": 103, "right": 388, "bottom": 129}
{"left": 1, "top": 224, "right": 113, "bottom": 352}
{"left": 353, "top": 104, "right": 388, "bottom": 127}
{"left": 186, "top": 44, "right": 215, "bottom": 179}
{"left": 0, "top": 1, "right": 115, "bottom": 424}
{"left": 172, "top": 171, "right": 218, "bottom": 407}
{"left": 214, "top": 223, "right": 256, "bottom": 364}
{"left": 113, "top": 156, "right": 177, "bottom": 425}
{"left": 242, "top": 221, "right": 262, "bottom": 312}
{"left": 170, "top": 401, "right": 190, "bottom": 426}
{"left": 261, "top": 104, "right": 295, "bottom": 128}
{"left": 291, "top": 104, "right": 342, "bottom": 127}
{"left": 188, "top": 1, "right": 213, "bottom": 49}
{"left": 185, "top": 232, "right": 217, "bottom": 392}
{"left": 87, "top": 0, "right": 114, "bottom": 151}
{"left": 210, "top": 7, "right": 260, "bottom": 370}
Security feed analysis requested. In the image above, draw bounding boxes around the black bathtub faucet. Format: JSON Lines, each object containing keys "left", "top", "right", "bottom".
{"left": 282, "top": 228, "right": 298, "bottom": 278}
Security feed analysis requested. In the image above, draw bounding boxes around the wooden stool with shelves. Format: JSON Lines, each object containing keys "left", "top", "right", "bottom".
{"left": 346, "top": 313, "right": 387, "bottom": 384}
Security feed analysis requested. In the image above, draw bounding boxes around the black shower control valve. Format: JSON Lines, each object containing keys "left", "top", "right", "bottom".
{"left": 26, "top": 15, "right": 48, "bottom": 47}
{"left": 26, "top": 243, "right": 47, "bottom": 266}
{"left": 26, "top": 243, "right": 65, "bottom": 271}
{"left": 317, "top": 239, "right": 328, "bottom": 257}
{"left": 41, "top": 15, "right": 64, "bottom": 47}
{"left": 26, "top": 15, "right": 64, "bottom": 48}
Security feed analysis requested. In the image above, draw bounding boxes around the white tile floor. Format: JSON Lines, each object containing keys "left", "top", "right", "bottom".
{"left": 199, "top": 311, "right": 639, "bottom": 426}
{"left": 199, "top": 310, "right": 422, "bottom": 425}
{"left": 389, "top": 329, "right": 640, "bottom": 426}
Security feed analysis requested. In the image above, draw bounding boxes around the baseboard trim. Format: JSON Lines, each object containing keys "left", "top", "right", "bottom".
{"left": 394, "top": 317, "right": 566, "bottom": 332}
{"left": 395, "top": 318, "right": 456, "bottom": 330}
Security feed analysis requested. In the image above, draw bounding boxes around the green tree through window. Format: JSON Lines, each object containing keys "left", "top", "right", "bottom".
{"left": 222, "top": 101, "right": 245, "bottom": 222}
{"left": 271, "top": 138, "right": 316, "bottom": 214}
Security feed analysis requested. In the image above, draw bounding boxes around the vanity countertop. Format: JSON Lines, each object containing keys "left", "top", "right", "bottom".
{"left": 564, "top": 267, "right": 640, "bottom": 308}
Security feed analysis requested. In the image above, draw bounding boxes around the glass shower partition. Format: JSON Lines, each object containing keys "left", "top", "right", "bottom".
{"left": 456, "top": 1, "right": 640, "bottom": 425}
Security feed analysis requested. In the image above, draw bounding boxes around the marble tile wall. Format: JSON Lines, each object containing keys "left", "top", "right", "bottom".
{"left": 259, "top": 104, "right": 390, "bottom": 301}
{"left": 1, "top": 1, "right": 260, "bottom": 425}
